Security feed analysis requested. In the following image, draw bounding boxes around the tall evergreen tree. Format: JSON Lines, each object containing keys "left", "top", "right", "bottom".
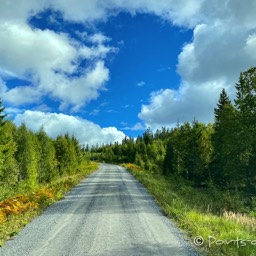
{"left": 234, "top": 67, "right": 256, "bottom": 193}
{"left": 37, "top": 127, "right": 58, "bottom": 183}
{"left": 163, "top": 140, "right": 174, "bottom": 176}
{"left": 211, "top": 89, "right": 238, "bottom": 187}
{"left": 214, "top": 89, "right": 232, "bottom": 125}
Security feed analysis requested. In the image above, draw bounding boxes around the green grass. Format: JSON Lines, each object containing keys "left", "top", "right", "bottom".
{"left": 123, "top": 163, "right": 256, "bottom": 256}
{"left": 0, "top": 162, "right": 98, "bottom": 246}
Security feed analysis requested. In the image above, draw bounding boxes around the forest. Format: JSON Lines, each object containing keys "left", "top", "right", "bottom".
{"left": 0, "top": 67, "right": 255, "bottom": 208}
{"left": 91, "top": 67, "right": 256, "bottom": 208}
{"left": 0, "top": 67, "right": 255, "bottom": 255}
{"left": 0, "top": 104, "right": 90, "bottom": 200}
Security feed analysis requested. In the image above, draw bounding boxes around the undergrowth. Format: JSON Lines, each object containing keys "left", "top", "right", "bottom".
{"left": 0, "top": 162, "right": 98, "bottom": 246}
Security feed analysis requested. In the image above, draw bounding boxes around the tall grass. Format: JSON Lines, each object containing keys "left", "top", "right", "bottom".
{"left": 123, "top": 163, "right": 256, "bottom": 256}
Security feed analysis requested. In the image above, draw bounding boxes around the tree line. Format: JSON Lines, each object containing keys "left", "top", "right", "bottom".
{"left": 91, "top": 67, "right": 256, "bottom": 198}
{"left": 0, "top": 105, "right": 88, "bottom": 192}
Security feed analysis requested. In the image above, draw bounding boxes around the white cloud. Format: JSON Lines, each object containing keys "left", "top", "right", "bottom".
{"left": 0, "top": 0, "right": 46, "bottom": 24}
{"left": 50, "top": 0, "right": 203, "bottom": 27}
{"left": 244, "top": 34, "right": 256, "bottom": 60}
{"left": 4, "top": 107, "right": 24, "bottom": 119}
{"left": 137, "top": 81, "right": 146, "bottom": 87}
{"left": 1, "top": 0, "right": 254, "bottom": 31}
{"left": 0, "top": 22, "right": 112, "bottom": 110}
{"left": 79, "top": 44, "right": 117, "bottom": 59}
{"left": 3, "top": 86, "right": 42, "bottom": 105}
{"left": 88, "top": 33, "right": 111, "bottom": 44}
{"left": 122, "top": 122, "right": 145, "bottom": 131}
{"left": 139, "top": 79, "right": 227, "bottom": 128}
{"left": 45, "top": 61, "right": 109, "bottom": 111}
{"left": 1, "top": 0, "right": 256, "bottom": 129}
{"left": 138, "top": 0, "right": 256, "bottom": 128}
{"left": 13, "top": 110, "right": 126, "bottom": 146}
{"left": 0, "top": 78, "right": 8, "bottom": 94}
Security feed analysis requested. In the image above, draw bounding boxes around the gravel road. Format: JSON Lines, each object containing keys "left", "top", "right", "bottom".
{"left": 0, "top": 163, "right": 198, "bottom": 256}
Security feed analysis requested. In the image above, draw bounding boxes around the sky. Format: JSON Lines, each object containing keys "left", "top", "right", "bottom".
{"left": 0, "top": 0, "right": 256, "bottom": 146}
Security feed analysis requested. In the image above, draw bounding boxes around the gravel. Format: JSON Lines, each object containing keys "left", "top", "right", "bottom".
{"left": 0, "top": 163, "right": 199, "bottom": 256}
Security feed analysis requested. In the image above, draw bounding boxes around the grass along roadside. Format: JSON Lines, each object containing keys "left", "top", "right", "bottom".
{"left": 122, "top": 163, "right": 256, "bottom": 256}
{"left": 0, "top": 162, "right": 98, "bottom": 246}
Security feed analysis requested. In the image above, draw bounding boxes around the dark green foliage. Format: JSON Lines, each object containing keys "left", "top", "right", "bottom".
{"left": 234, "top": 67, "right": 256, "bottom": 194}
{"left": 163, "top": 141, "right": 174, "bottom": 176}
{"left": 212, "top": 89, "right": 238, "bottom": 186}
{"left": 1, "top": 67, "right": 256, "bottom": 205}
{"left": 92, "top": 67, "right": 256, "bottom": 203}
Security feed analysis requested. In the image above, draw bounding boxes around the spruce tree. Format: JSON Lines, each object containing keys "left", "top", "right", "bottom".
{"left": 163, "top": 141, "right": 174, "bottom": 176}
{"left": 37, "top": 127, "right": 58, "bottom": 183}
{"left": 234, "top": 67, "right": 256, "bottom": 194}
{"left": 211, "top": 89, "right": 238, "bottom": 187}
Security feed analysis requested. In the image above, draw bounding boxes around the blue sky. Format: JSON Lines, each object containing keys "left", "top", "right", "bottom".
{"left": 0, "top": 1, "right": 256, "bottom": 146}
{"left": 86, "top": 13, "right": 192, "bottom": 133}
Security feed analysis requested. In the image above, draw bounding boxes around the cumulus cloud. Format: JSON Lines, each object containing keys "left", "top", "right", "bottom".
{"left": 0, "top": 0, "right": 46, "bottom": 24}
{"left": 13, "top": 110, "right": 126, "bottom": 146}
{"left": 0, "top": 21, "right": 113, "bottom": 110}
{"left": 1, "top": 0, "right": 256, "bottom": 129}
{"left": 138, "top": 0, "right": 256, "bottom": 128}
{"left": 139, "top": 79, "right": 227, "bottom": 128}
{"left": 50, "top": 0, "right": 203, "bottom": 27}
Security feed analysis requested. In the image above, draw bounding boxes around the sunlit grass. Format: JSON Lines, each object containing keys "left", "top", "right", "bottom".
{"left": 0, "top": 162, "right": 98, "bottom": 246}
{"left": 123, "top": 163, "right": 256, "bottom": 256}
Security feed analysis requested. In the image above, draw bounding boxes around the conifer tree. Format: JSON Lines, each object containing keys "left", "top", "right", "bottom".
{"left": 163, "top": 141, "right": 174, "bottom": 176}
{"left": 211, "top": 88, "right": 238, "bottom": 187}
{"left": 234, "top": 67, "right": 256, "bottom": 193}
{"left": 37, "top": 127, "right": 58, "bottom": 183}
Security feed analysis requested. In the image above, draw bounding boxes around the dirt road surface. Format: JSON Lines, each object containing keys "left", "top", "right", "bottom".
{"left": 0, "top": 163, "right": 198, "bottom": 256}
